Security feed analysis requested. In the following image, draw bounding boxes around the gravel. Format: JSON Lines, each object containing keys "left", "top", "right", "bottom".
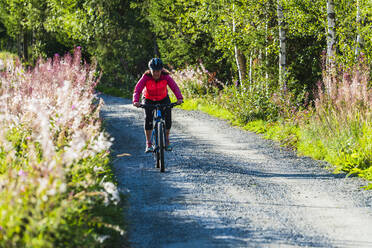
{"left": 100, "top": 94, "right": 372, "bottom": 248}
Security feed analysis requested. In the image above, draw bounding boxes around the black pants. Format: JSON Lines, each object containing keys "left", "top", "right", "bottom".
{"left": 144, "top": 96, "right": 172, "bottom": 130}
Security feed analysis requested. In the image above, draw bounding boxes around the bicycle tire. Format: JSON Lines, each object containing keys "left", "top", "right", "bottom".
{"left": 158, "top": 122, "right": 165, "bottom": 172}
{"left": 153, "top": 128, "right": 160, "bottom": 168}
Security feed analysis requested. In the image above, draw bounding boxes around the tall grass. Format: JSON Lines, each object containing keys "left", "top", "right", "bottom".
{"left": 299, "top": 62, "right": 372, "bottom": 182}
{"left": 0, "top": 48, "right": 126, "bottom": 247}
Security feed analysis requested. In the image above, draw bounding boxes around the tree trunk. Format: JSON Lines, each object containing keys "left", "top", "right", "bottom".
{"left": 23, "top": 32, "right": 28, "bottom": 61}
{"left": 265, "top": 18, "right": 269, "bottom": 96}
{"left": 355, "top": 0, "right": 362, "bottom": 59}
{"left": 154, "top": 39, "right": 160, "bottom": 57}
{"left": 327, "top": 0, "right": 336, "bottom": 69}
{"left": 277, "top": 0, "right": 286, "bottom": 92}
{"left": 249, "top": 51, "right": 253, "bottom": 86}
{"left": 235, "top": 47, "right": 247, "bottom": 83}
{"left": 233, "top": 4, "right": 247, "bottom": 84}
{"left": 17, "top": 29, "right": 22, "bottom": 58}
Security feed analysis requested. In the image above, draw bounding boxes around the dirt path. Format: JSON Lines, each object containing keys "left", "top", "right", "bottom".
{"left": 100, "top": 95, "right": 372, "bottom": 248}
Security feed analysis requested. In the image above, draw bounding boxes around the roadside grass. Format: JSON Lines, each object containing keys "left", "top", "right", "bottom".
{"left": 176, "top": 97, "right": 372, "bottom": 189}
{"left": 169, "top": 61, "right": 372, "bottom": 189}
{"left": 175, "top": 97, "right": 235, "bottom": 121}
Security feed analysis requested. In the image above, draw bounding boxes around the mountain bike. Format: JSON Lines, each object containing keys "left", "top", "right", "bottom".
{"left": 140, "top": 102, "right": 178, "bottom": 172}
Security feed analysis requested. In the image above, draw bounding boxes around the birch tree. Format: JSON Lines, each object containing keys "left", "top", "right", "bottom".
{"left": 277, "top": 0, "right": 286, "bottom": 91}
{"left": 326, "top": 0, "right": 336, "bottom": 69}
{"left": 233, "top": 3, "right": 247, "bottom": 84}
{"left": 355, "top": 0, "right": 362, "bottom": 58}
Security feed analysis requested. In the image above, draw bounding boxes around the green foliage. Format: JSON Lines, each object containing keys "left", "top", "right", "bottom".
{"left": 0, "top": 0, "right": 154, "bottom": 87}
{"left": 172, "top": 59, "right": 372, "bottom": 187}
{"left": 0, "top": 51, "right": 17, "bottom": 60}
{"left": 143, "top": 0, "right": 234, "bottom": 82}
{"left": 222, "top": 83, "right": 278, "bottom": 122}
{"left": 178, "top": 98, "right": 234, "bottom": 121}
{"left": 242, "top": 120, "right": 269, "bottom": 134}
{"left": 0, "top": 50, "right": 127, "bottom": 247}
{"left": 0, "top": 130, "right": 126, "bottom": 247}
{"left": 96, "top": 83, "right": 134, "bottom": 99}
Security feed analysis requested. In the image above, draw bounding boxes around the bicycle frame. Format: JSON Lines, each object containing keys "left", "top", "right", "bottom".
{"left": 150, "top": 108, "right": 165, "bottom": 153}
{"left": 140, "top": 102, "right": 178, "bottom": 172}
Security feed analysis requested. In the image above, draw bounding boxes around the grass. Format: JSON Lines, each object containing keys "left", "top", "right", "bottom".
{"left": 178, "top": 98, "right": 235, "bottom": 121}
{"left": 175, "top": 95, "right": 372, "bottom": 189}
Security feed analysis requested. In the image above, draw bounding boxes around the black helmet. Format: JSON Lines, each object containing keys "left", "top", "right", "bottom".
{"left": 148, "top": 58, "right": 163, "bottom": 70}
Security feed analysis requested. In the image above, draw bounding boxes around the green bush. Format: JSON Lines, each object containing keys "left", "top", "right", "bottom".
{"left": 0, "top": 49, "right": 127, "bottom": 247}
{"left": 0, "top": 51, "right": 18, "bottom": 61}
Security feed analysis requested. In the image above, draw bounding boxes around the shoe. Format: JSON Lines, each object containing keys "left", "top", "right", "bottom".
{"left": 145, "top": 146, "right": 154, "bottom": 153}
{"left": 165, "top": 144, "right": 172, "bottom": 151}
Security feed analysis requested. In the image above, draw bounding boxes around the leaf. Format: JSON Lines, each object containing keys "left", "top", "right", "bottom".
{"left": 116, "top": 153, "right": 131, "bottom": 157}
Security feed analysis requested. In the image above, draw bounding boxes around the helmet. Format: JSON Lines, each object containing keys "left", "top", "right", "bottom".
{"left": 148, "top": 58, "right": 164, "bottom": 70}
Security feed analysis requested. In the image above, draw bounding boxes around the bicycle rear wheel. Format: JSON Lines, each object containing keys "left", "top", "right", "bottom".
{"left": 157, "top": 122, "right": 165, "bottom": 172}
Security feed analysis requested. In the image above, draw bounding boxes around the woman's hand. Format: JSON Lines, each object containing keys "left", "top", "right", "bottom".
{"left": 133, "top": 102, "right": 141, "bottom": 107}
{"left": 177, "top": 99, "right": 183, "bottom": 105}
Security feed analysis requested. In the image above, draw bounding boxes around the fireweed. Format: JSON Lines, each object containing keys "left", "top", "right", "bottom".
{"left": 0, "top": 48, "right": 125, "bottom": 247}
{"left": 299, "top": 62, "right": 372, "bottom": 183}
{"left": 171, "top": 63, "right": 224, "bottom": 98}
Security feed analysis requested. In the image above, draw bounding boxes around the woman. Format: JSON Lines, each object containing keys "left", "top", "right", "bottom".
{"left": 133, "top": 58, "right": 183, "bottom": 153}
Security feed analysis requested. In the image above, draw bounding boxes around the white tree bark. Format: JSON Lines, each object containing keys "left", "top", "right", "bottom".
{"left": 355, "top": 0, "right": 361, "bottom": 58}
{"left": 265, "top": 18, "right": 269, "bottom": 96}
{"left": 233, "top": 4, "right": 247, "bottom": 84}
{"left": 327, "top": 0, "right": 336, "bottom": 68}
{"left": 249, "top": 51, "right": 253, "bottom": 85}
{"left": 277, "top": 0, "right": 286, "bottom": 91}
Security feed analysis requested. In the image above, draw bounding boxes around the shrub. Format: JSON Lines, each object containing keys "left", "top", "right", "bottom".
{"left": 172, "top": 63, "right": 224, "bottom": 99}
{"left": 300, "top": 61, "right": 371, "bottom": 178}
{"left": 0, "top": 48, "right": 126, "bottom": 247}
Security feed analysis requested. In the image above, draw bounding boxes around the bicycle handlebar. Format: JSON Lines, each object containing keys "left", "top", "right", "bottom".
{"left": 138, "top": 102, "right": 179, "bottom": 109}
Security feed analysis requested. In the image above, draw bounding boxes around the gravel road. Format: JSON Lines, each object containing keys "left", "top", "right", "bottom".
{"left": 100, "top": 94, "right": 372, "bottom": 248}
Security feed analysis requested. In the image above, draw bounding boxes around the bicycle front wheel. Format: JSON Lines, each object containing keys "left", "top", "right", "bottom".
{"left": 154, "top": 128, "right": 160, "bottom": 169}
{"left": 157, "top": 121, "right": 165, "bottom": 172}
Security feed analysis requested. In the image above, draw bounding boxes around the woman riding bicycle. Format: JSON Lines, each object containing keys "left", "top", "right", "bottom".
{"left": 133, "top": 58, "right": 183, "bottom": 153}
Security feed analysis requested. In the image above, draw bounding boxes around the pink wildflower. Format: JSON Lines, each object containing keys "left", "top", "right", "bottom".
{"left": 18, "top": 169, "right": 27, "bottom": 177}
{"left": 343, "top": 72, "right": 351, "bottom": 82}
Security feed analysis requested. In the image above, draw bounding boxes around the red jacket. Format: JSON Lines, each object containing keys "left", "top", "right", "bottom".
{"left": 133, "top": 72, "right": 183, "bottom": 102}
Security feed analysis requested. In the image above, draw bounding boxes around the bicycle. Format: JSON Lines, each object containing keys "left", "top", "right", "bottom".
{"left": 139, "top": 102, "right": 179, "bottom": 172}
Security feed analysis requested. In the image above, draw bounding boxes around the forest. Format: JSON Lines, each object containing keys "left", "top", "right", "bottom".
{"left": 0, "top": 1, "right": 370, "bottom": 86}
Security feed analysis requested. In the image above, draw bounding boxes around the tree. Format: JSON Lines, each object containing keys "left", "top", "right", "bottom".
{"left": 355, "top": 0, "right": 361, "bottom": 58}
{"left": 277, "top": 0, "right": 286, "bottom": 91}
{"left": 233, "top": 3, "right": 247, "bottom": 84}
